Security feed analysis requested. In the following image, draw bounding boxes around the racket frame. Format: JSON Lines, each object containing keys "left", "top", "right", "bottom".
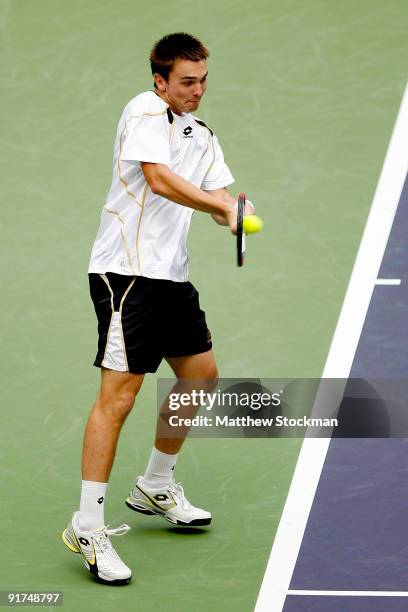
{"left": 237, "top": 192, "right": 246, "bottom": 266}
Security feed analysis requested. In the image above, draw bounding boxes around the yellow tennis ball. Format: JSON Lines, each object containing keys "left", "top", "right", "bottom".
{"left": 243, "top": 215, "right": 263, "bottom": 234}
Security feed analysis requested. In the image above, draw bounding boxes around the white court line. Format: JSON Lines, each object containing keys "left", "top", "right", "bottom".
{"left": 254, "top": 83, "right": 408, "bottom": 612}
{"left": 375, "top": 278, "right": 401, "bottom": 285}
{"left": 288, "top": 591, "right": 408, "bottom": 597}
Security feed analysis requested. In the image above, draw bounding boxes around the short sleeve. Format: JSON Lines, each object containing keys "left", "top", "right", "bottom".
{"left": 201, "top": 135, "right": 234, "bottom": 191}
{"left": 121, "top": 113, "right": 171, "bottom": 166}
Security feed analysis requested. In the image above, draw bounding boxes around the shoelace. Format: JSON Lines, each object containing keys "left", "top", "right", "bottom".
{"left": 94, "top": 524, "right": 131, "bottom": 561}
{"left": 168, "top": 482, "right": 193, "bottom": 511}
{"left": 105, "top": 524, "right": 131, "bottom": 537}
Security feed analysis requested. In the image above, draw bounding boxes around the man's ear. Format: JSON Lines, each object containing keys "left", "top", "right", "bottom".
{"left": 154, "top": 73, "right": 167, "bottom": 93}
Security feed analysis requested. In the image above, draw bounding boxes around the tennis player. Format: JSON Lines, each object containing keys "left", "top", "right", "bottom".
{"left": 62, "top": 32, "right": 254, "bottom": 585}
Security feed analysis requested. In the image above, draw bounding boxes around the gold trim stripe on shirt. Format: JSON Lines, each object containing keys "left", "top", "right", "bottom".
{"left": 201, "top": 137, "right": 216, "bottom": 185}
{"left": 134, "top": 112, "right": 175, "bottom": 276}
{"left": 102, "top": 206, "right": 135, "bottom": 274}
{"left": 135, "top": 182, "right": 148, "bottom": 276}
{"left": 117, "top": 109, "right": 169, "bottom": 208}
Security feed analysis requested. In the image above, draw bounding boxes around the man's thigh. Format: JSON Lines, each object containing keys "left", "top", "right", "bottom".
{"left": 99, "top": 367, "right": 145, "bottom": 403}
{"left": 165, "top": 349, "right": 218, "bottom": 379}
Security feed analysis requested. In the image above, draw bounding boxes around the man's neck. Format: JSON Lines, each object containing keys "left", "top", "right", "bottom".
{"left": 153, "top": 89, "right": 183, "bottom": 116}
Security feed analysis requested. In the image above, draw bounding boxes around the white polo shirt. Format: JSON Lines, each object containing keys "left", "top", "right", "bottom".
{"left": 88, "top": 90, "right": 234, "bottom": 282}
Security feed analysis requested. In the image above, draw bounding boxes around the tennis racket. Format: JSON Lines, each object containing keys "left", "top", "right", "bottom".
{"left": 237, "top": 192, "right": 246, "bottom": 267}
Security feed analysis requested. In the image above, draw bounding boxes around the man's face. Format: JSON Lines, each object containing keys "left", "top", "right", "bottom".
{"left": 155, "top": 59, "right": 208, "bottom": 115}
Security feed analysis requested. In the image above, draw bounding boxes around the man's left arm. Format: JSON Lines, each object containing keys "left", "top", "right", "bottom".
{"left": 205, "top": 187, "right": 255, "bottom": 225}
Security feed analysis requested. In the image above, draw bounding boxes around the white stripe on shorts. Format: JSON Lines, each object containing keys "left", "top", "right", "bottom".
{"left": 99, "top": 274, "right": 133, "bottom": 372}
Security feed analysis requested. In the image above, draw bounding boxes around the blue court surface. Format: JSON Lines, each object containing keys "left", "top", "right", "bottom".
{"left": 255, "top": 87, "right": 408, "bottom": 611}
{"left": 285, "top": 126, "right": 408, "bottom": 608}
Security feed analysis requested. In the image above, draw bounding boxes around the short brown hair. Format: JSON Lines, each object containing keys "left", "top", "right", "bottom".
{"left": 150, "top": 32, "right": 209, "bottom": 84}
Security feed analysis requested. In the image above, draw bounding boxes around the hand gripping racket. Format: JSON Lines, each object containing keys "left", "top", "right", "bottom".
{"left": 237, "top": 192, "right": 246, "bottom": 267}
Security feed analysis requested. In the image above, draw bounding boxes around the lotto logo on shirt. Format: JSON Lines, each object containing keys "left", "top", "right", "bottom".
{"left": 183, "top": 126, "right": 193, "bottom": 138}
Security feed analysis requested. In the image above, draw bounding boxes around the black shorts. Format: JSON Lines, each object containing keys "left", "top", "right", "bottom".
{"left": 89, "top": 273, "right": 212, "bottom": 374}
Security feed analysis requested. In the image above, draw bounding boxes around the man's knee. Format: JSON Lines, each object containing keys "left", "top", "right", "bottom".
{"left": 202, "top": 359, "right": 219, "bottom": 383}
{"left": 205, "top": 365, "right": 219, "bottom": 391}
{"left": 176, "top": 364, "right": 219, "bottom": 393}
{"left": 96, "top": 370, "right": 144, "bottom": 423}
{"left": 96, "top": 388, "right": 137, "bottom": 423}
{"left": 208, "top": 377, "right": 219, "bottom": 393}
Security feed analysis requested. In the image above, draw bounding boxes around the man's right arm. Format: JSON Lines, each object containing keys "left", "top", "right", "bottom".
{"left": 141, "top": 162, "right": 237, "bottom": 233}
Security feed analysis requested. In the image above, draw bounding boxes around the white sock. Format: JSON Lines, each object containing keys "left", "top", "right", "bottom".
{"left": 141, "top": 447, "right": 178, "bottom": 489}
{"left": 78, "top": 480, "right": 108, "bottom": 531}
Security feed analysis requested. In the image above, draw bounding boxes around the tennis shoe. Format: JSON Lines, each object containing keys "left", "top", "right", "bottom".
{"left": 61, "top": 511, "right": 132, "bottom": 585}
{"left": 126, "top": 477, "right": 212, "bottom": 527}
